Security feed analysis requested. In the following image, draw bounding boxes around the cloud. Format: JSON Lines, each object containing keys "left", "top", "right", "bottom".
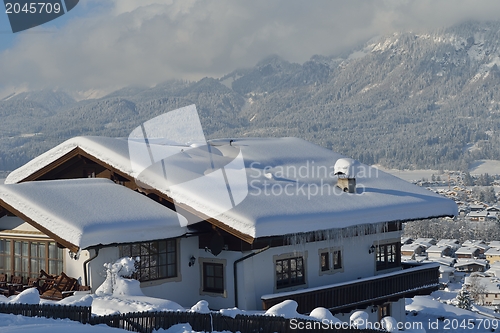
{"left": 1, "top": 0, "right": 500, "bottom": 93}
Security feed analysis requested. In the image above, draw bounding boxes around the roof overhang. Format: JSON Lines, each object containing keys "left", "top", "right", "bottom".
{"left": 15, "top": 147, "right": 257, "bottom": 244}
{"left": 0, "top": 198, "right": 79, "bottom": 252}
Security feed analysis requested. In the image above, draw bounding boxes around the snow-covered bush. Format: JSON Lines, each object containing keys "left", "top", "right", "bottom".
{"left": 95, "top": 257, "right": 144, "bottom": 297}
{"left": 350, "top": 310, "right": 369, "bottom": 329}
{"left": 380, "top": 316, "right": 398, "bottom": 332}
{"left": 309, "top": 307, "right": 343, "bottom": 324}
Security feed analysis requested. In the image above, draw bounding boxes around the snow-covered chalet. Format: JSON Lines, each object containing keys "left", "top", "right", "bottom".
{"left": 0, "top": 135, "right": 457, "bottom": 323}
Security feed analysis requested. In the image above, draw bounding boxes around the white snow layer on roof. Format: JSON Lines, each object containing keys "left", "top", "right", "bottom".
{"left": 0, "top": 178, "right": 186, "bottom": 249}
{"left": 6, "top": 136, "right": 457, "bottom": 239}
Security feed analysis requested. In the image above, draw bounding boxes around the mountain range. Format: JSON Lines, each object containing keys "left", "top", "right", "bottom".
{"left": 2, "top": 20, "right": 500, "bottom": 173}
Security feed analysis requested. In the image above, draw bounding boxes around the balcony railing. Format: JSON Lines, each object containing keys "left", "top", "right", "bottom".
{"left": 261, "top": 263, "right": 439, "bottom": 314}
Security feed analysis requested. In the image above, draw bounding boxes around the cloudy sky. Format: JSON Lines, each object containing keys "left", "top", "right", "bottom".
{"left": 1, "top": 0, "right": 500, "bottom": 96}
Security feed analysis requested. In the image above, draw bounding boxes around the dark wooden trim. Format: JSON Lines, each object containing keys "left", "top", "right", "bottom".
{"left": 262, "top": 263, "right": 440, "bottom": 314}
{"left": 19, "top": 148, "right": 81, "bottom": 183}
{"left": 0, "top": 199, "right": 79, "bottom": 253}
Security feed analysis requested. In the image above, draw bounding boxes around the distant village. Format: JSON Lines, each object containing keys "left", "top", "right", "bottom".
{"left": 402, "top": 171, "right": 500, "bottom": 310}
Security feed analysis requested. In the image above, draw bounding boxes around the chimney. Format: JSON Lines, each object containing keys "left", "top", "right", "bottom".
{"left": 336, "top": 177, "right": 356, "bottom": 193}
{"left": 334, "top": 158, "right": 357, "bottom": 194}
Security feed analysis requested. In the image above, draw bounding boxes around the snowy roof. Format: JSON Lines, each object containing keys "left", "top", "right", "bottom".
{"left": 5, "top": 136, "right": 458, "bottom": 240}
{"left": 437, "top": 238, "right": 459, "bottom": 245}
{"left": 489, "top": 241, "right": 500, "bottom": 248}
{"left": 0, "top": 178, "right": 187, "bottom": 251}
{"left": 464, "top": 276, "right": 500, "bottom": 293}
{"left": 462, "top": 240, "right": 490, "bottom": 250}
{"left": 426, "top": 245, "right": 451, "bottom": 253}
{"left": 485, "top": 247, "right": 500, "bottom": 256}
{"left": 400, "top": 237, "right": 413, "bottom": 245}
{"left": 454, "top": 259, "right": 487, "bottom": 267}
{"left": 401, "top": 244, "right": 424, "bottom": 252}
{"left": 428, "top": 257, "right": 455, "bottom": 266}
{"left": 468, "top": 211, "right": 489, "bottom": 217}
{"left": 455, "top": 247, "right": 480, "bottom": 255}
{"left": 439, "top": 265, "right": 455, "bottom": 273}
{"left": 414, "top": 238, "right": 437, "bottom": 245}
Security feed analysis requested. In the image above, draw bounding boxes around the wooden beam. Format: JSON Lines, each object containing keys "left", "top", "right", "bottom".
{"left": 19, "top": 148, "right": 81, "bottom": 183}
{"left": 0, "top": 199, "right": 79, "bottom": 253}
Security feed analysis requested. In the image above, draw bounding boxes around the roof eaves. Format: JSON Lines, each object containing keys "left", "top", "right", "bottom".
{"left": 0, "top": 198, "right": 79, "bottom": 253}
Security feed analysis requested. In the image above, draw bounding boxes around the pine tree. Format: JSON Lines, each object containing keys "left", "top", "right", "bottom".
{"left": 456, "top": 288, "right": 472, "bottom": 310}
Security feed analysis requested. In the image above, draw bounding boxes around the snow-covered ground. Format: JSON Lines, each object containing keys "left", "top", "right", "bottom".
{"left": 469, "top": 160, "right": 500, "bottom": 176}
{"left": 0, "top": 288, "right": 498, "bottom": 332}
{"left": 0, "top": 314, "right": 125, "bottom": 333}
{"left": 406, "top": 295, "right": 499, "bottom": 333}
{"left": 0, "top": 257, "right": 497, "bottom": 332}
{"left": 374, "top": 165, "right": 443, "bottom": 182}
{"left": 377, "top": 159, "right": 500, "bottom": 183}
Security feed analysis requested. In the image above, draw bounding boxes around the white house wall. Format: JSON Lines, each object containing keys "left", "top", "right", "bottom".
{"left": 140, "top": 236, "right": 200, "bottom": 308}
{"left": 237, "top": 230, "right": 402, "bottom": 311}
{"left": 64, "top": 247, "right": 120, "bottom": 290}
{"left": 63, "top": 229, "right": 404, "bottom": 313}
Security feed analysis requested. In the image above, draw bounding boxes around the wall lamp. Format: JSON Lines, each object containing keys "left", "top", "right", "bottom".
{"left": 189, "top": 256, "right": 196, "bottom": 267}
{"left": 368, "top": 245, "right": 376, "bottom": 254}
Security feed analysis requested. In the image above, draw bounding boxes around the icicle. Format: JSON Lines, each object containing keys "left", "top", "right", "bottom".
{"left": 284, "top": 221, "right": 395, "bottom": 246}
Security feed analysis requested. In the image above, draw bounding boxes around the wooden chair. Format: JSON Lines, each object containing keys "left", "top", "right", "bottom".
{"left": 39, "top": 271, "right": 78, "bottom": 300}
{"left": 11, "top": 277, "right": 39, "bottom": 296}
{"left": 0, "top": 274, "right": 9, "bottom": 296}
{"left": 0, "top": 273, "right": 7, "bottom": 286}
{"left": 24, "top": 277, "right": 40, "bottom": 290}
{"left": 37, "top": 269, "right": 57, "bottom": 293}
{"left": 6, "top": 275, "right": 23, "bottom": 295}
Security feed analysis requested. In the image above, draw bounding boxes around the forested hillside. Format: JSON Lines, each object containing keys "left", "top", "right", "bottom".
{"left": 2, "top": 21, "right": 500, "bottom": 172}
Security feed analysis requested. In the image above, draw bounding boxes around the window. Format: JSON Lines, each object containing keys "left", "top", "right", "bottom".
{"left": 0, "top": 239, "right": 11, "bottom": 273}
{"left": 119, "top": 239, "right": 177, "bottom": 282}
{"left": 276, "top": 256, "right": 305, "bottom": 289}
{"left": 320, "top": 252, "right": 329, "bottom": 271}
{"left": 378, "top": 303, "right": 391, "bottom": 321}
{"left": 199, "top": 258, "right": 227, "bottom": 297}
{"left": 319, "top": 248, "right": 343, "bottom": 275}
{"left": 203, "top": 262, "right": 224, "bottom": 293}
{"left": 376, "top": 242, "right": 400, "bottom": 271}
{"left": 333, "top": 250, "right": 342, "bottom": 270}
{"left": 0, "top": 238, "right": 64, "bottom": 279}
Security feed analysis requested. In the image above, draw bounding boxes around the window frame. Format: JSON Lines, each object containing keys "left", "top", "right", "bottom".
{"left": 119, "top": 238, "right": 179, "bottom": 282}
{"left": 273, "top": 252, "right": 307, "bottom": 291}
{"left": 320, "top": 251, "right": 330, "bottom": 272}
{"left": 333, "top": 249, "right": 342, "bottom": 270}
{"left": 199, "top": 257, "right": 227, "bottom": 297}
{"left": 375, "top": 242, "right": 401, "bottom": 271}
{"left": 0, "top": 237, "right": 64, "bottom": 279}
{"left": 318, "top": 247, "right": 343, "bottom": 276}
{"left": 202, "top": 262, "right": 224, "bottom": 293}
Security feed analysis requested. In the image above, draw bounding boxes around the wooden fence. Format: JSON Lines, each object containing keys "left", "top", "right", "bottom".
{"left": 0, "top": 303, "right": 382, "bottom": 333}
{"left": 0, "top": 303, "right": 91, "bottom": 323}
